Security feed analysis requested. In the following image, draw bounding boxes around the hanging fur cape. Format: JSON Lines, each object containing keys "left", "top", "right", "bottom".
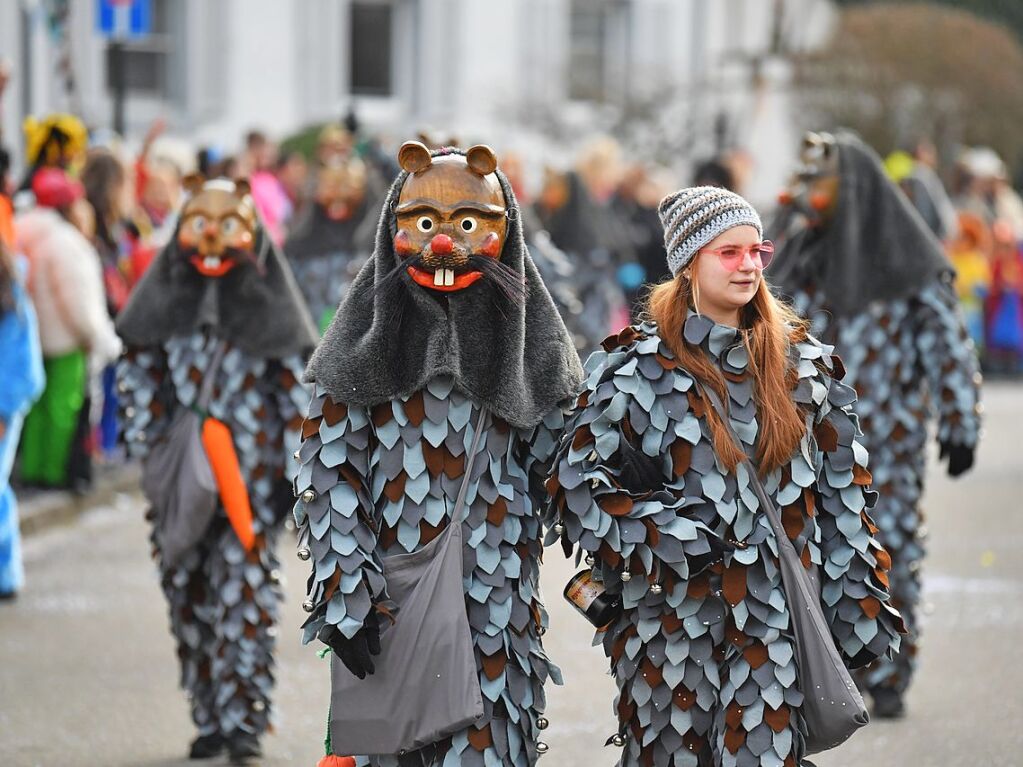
{"left": 116, "top": 222, "right": 318, "bottom": 359}
{"left": 769, "top": 132, "right": 953, "bottom": 317}
{"left": 304, "top": 155, "right": 584, "bottom": 429}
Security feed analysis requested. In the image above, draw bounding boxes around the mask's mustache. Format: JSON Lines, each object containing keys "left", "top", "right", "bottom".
{"left": 368, "top": 250, "right": 527, "bottom": 323}
{"left": 465, "top": 254, "right": 526, "bottom": 307}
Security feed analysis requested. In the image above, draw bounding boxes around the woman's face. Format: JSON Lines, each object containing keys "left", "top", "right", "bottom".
{"left": 691, "top": 225, "right": 763, "bottom": 321}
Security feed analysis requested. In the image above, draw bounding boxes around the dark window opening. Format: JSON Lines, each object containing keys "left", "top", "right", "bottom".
{"left": 350, "top": 2, "right": 394, "bottom": 96}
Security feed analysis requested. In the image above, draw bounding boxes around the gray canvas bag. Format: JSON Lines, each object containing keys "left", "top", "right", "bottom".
{"left": 327, "top": 408, "right": 487, "bottom": 756}
{"left": 702, "top": 384, "right": 869, "bottom": 755}
{"left": 141, "top": 341, "right": 227, "bottom": 568}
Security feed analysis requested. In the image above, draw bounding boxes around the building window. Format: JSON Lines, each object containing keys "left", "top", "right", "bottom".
{"left": 104, "top": 0, "right": 175, "bottom": 96}
{"left": 568, "top": 0, "right": 609, "bottom": 101}
{"left": 350, "top": 1, "right": 394, "bottom": 96}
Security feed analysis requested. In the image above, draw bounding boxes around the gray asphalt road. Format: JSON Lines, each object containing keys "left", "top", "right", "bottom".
{"left": 1, "top": 383, "right": 1020, "bottom": 767}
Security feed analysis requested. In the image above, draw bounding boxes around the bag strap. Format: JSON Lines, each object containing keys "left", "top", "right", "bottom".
{"left": 699, "top": 383, "right": 799, "bottom": 559}
{"left": 452, "top": 407, "right": 489, "bottom": 526}
{"left": 197, "top": 339, "right": 229, "bottom": 411}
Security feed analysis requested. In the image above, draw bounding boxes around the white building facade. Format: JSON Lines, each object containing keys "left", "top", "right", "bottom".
{"left": 1, "top": 0, "right": 834, "bottom": 205}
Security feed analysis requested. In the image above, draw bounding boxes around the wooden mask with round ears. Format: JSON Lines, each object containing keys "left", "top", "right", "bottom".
{"left": 393, "top": 141, "right": 509, "bottom": 292}
{"left": 177, "top": 177, "right": 259, "bottom": 277}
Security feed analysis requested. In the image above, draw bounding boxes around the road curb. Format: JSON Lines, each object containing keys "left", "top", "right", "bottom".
{"left": 18, "top": 464, "right": 141, "bottom": 536}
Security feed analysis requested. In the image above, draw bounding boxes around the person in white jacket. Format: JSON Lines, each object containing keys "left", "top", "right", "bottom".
{"left": 15, "top": 168, "right": 121, "bottom": 490}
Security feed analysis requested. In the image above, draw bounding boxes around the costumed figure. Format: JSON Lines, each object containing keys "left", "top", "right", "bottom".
{"left": 547, "top": 186, "right": 904, "bottom": 766}
{"left": 284, "top": 156, "right": 376, "bottom": 332}
{"left": 0, "top": 239, "right": 46, "bottom": 599}
{"left": 16, "top": 168, "right": 122, "bottom": 490}
{"left": 116, "top": 176, "right": 318, "bottom": 762}
{"left": 294, "top": 141, "right": 583, "bottom": 766}
{"left": 768, "top": 132, "right": 981, "bottom": 717}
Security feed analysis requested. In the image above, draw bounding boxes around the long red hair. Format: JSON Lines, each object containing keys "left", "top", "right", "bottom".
{"left": 642, "top": 272, "right": 809, "bottom": 475}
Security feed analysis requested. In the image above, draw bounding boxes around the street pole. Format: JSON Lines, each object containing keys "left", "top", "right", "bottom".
{"left": 110, "top": 39, "right": 126, "bottom": 136}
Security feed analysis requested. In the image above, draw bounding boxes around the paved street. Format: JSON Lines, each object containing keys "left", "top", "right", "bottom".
{"left": 1, "top": 383, "right": 1021, "bottom": 767}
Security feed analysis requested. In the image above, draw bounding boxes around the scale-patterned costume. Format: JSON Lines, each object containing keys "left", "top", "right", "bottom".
{"left": 119, "top": 335, "right": 307, "bottom": 736}
{"left": 296, "top": 380, "right": 568, "bottom": 766}
{"left": 546, "top": 315, "right": 904, "bottom": 767}
{"left": 784, "top": 280, "right": 979, "bottom": 695}
{"left": 115, "top": 179, "right": 318, "bottom": 745}
{"left": 296, "top": 147, "right": 584, "bottom": 766}
{"left": 285, "top": 203, "right": 374, "bottom": 334}
{"left": 770, "top": 134, "right": 981, "bottom": 698}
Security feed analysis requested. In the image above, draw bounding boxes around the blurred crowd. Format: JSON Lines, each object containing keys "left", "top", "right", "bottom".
{"left": 2, "top": 103, "right": 1022, "bottom": 504}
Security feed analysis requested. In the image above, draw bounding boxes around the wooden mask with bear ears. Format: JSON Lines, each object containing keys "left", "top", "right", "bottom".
{"left": 177, "top": 175, "right": 260, "bottom": 277}
{"left": 392, "top": 140, "right": 509, "bottom": 292}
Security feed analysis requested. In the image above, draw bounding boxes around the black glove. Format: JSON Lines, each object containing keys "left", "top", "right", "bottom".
{"left": 939, "top": 441, "right": 975, "bottom": 478}
{"left": 689, "top": 535, "right": 735, "bottom": 577}
{"left": 616, "top": 440, "right": 664, "bottom": 494}
{"left": 317, "top": 615, "right": 381, "bottom": 679}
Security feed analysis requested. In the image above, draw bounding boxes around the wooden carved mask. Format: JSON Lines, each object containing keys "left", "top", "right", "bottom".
{"left": 393, "top": 141, "right": 508, "bottom": 292}
{"left": 177, "top": 177, "right": 259, "bottom": 277}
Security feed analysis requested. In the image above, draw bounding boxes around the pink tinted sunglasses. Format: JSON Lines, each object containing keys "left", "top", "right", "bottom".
{"left": 699, "top": 240, "right": 775, "bottom": 271}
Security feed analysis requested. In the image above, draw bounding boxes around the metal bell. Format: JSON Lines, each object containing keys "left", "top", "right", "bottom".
{"left": 536, "top": 716, "right": 549, "bottom": 730}
{"left": 301, "top": 490, "right": 317, "bottom": 503}
{"left": 301, "top": 599, "right": 315, "bottom": 612}
{"left": 585, "top": 554, "right": 596, "bottom": 567}
{"left": 297, "top": 547, "right": 311, "bottom": 561}
{"left": 536, "top": 742, "right": 549, "bottom": 755}
{"left": 649, "top": 583, "right": 663, "bottom": 595}
{"left": 611, "top": 733, "right": 627, "bottom": 747}
{"left": 621, "top": 570, "right": 632, "bottom": 582}
{"left": 553, "top": 522, "right": 565, "bottom": 535}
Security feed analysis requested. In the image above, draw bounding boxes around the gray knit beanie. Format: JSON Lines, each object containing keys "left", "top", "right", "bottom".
{"left": 658, "top": 186, "right": 763, "bottom": 276}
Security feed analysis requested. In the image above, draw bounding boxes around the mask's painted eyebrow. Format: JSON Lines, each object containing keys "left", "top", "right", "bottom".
{"left": 395, "top": 198, "right": 506, "bottom": 217}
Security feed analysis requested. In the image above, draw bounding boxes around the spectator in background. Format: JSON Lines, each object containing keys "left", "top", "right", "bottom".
{"left": 0, "top": 237, "right": 45, "bottom": 600}
{"left": 985, "top": 220, "right": 1023, "bottom": 375}
{"left": 276, "top": 149, "right": 308, "bottom": 215}
{"left": 612, "top": 163, "right": 672, "bottom": 314}
{"left": 242, "top": 130, "right": 290, "bottom": 244}
{"left": 692, "top": 157, "right": 737, "bottom": 190}
{"left": 884, "top": 141, "right": 957, "bottom": 241}
{"left": 82, "top": 148, "right": 136, "bottom": 460}
{"left": 15, "top": 169, "right": 121, "bottom": 491}
{"left": 948, "top": 212, "right": 993, "bottom": 355}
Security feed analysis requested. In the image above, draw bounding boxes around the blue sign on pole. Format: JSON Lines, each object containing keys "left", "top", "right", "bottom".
{"left": 96, "top": 0, "right": 152, "bottom": 40}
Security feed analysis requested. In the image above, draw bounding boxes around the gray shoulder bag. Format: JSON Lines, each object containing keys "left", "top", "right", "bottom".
{"left": 701, "top": 384, "right": 869, "bottom": 755}
{"left": 328, "top": 408, "right": 488, "bottom": 756}
{"left": 141, "top": 340, "right": 227, "bottom": 568}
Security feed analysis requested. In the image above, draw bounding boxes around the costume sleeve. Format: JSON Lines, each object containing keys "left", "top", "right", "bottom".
{"left": 116, "top": 345, "right": 173, "bottom": 460}
{"left": 811, "top": 352, "right": 905, "bottom": 668}
{"left": 544, "top": 335, "right": 723, "bottom": 598}
{"left": 0, "top": 289, "right": 45, "bottom": 421}
{"left": 521, "top": 399, "right": 574, "bottom": 508}
{"left": 913, "top": 278, "right": 982, "bottom": 448}
{"left": 294, "top": 385, "right": 386, "bottom": 644}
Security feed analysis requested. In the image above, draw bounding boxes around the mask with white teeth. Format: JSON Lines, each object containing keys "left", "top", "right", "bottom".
{"left": 392, "top": 141, "right": 508, "bottom": 294}
{"left": 176, "top": 176, "right": 260, "bottom": 278}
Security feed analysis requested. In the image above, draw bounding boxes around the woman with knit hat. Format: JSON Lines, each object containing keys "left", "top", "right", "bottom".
{"left": 546, "top": 186, "right": 904, "bottom": 766}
